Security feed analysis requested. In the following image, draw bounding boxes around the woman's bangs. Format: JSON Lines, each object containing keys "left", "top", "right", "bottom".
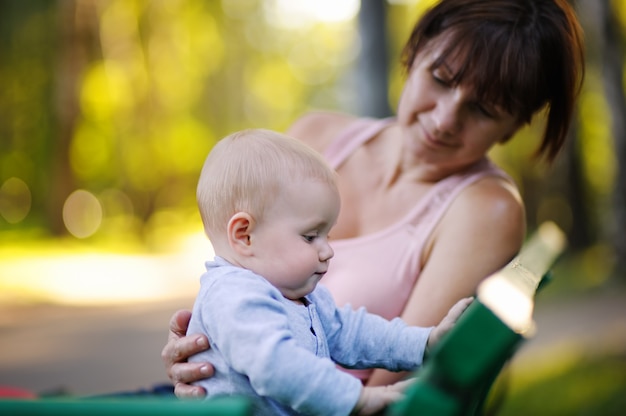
{"left": 438, "top": 28, "right": 542, "bottom": 121}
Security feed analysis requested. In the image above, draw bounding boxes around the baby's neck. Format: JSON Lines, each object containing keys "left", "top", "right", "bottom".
{"left": 289, "top": 297, "right": 309, "bottom": 306}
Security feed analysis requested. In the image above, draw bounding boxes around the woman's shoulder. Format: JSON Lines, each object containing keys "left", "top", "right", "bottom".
{"left": 286, "top": 111, "right": 360, "bottom": 152}
{"left": 445, "top": 175, "right": 526, "bottom": 249}
{"left": 457, "top": 175, "right": 524, "bottom": 221}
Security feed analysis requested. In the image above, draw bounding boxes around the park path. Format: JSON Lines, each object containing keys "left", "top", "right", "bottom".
{"left": 0, "top": 284, "right": 624, "bottom": 397}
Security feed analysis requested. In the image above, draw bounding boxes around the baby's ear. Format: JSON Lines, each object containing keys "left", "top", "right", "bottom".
{"left": 227, "top": 212, "right": 254, "bottom": 255}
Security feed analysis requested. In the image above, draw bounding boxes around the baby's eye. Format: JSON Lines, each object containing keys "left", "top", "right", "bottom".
{"left": 302, "top": 235, "right": 316, "bottom": 243}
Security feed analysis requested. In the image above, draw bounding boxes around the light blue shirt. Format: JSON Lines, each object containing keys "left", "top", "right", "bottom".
{"left": 187, "top": 257, "right": 432, "bottom": 416}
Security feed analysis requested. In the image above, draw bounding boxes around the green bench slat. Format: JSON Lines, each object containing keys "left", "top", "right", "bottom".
{"left": 0, "top": 397, "right": 251, "bottom": 416}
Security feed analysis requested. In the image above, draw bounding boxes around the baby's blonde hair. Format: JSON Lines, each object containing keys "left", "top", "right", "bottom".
{"left": 197, "top": 129, "right": 337, "bottom": 241}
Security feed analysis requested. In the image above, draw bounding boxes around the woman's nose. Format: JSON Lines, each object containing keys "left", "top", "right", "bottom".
{"left": 433, "top": 93, "right": 463, "bottom": 135}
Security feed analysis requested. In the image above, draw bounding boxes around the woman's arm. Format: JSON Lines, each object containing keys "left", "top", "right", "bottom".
{"left": 161, "top": 309, "right": 212, "bottom": 398}
{"left": 366, "top": 177, "right": 526, "bottom": 386}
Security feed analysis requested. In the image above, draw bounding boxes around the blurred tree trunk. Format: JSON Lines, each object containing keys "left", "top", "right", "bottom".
{"left": 356, "top": 0, "right": 392, "bottom": 118}
{"left": 599, "top": 0, "right": 626, "bottom": 279}
{"left": 47, "top": 1, "right": 98, "bottom": 235}
{"left": 557, "top": 3, "right": 594, "bottom": 251}
{"left": 557, "top": 118, "right": 593, "bottom": 250}
{"left": 0, "top": 1, "right": 68, "bottom": 234}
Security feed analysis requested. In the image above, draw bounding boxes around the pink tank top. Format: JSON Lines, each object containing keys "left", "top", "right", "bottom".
{"left": 320, "top": 118, "right": 514, "bottom": 381}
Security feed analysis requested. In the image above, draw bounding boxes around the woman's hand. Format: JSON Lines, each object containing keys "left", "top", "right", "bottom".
{"left": 161, "top": 309, "right": 213, "bottom": 398}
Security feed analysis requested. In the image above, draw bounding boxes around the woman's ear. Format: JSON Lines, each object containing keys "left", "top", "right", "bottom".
{"left": 227, "top": 212, "right": 254, "bottom": 255}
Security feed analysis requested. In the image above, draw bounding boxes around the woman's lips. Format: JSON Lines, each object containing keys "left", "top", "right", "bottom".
{"left": 420, "top": 125, "right": 459, "bottom": 149}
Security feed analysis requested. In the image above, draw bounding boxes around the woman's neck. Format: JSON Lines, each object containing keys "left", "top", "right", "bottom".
{"left": 377, "top": 124, "right": 453, "bottom": 185}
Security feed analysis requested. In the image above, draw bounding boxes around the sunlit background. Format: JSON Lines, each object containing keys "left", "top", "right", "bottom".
{"left": 0, "top": 0, "right": 377, "bottom": 305}
{"left": 1, "top": 0, "right": 623, "bottom": 305}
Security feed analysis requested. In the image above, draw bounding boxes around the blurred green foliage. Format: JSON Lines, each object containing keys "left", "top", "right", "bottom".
{"left": 0, "top": 0, "right": 624, "bottom": 290}
{"left": 0, "top": 0, "right": 362, "bottom": 242}
{"left": 495, "top": 351, "right": 626, "bottom": 416}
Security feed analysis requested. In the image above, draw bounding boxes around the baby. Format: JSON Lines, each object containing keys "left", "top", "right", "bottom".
{"left": 187, "top": 128, "right": 472, "bottom": 415}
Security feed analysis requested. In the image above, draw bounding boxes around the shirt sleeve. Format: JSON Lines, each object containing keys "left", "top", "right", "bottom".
{"left": 198, "top": 272, "right": 362, "bottom": 416}
{"left": 311, "top": 284, "right": 433, "bottom": 371}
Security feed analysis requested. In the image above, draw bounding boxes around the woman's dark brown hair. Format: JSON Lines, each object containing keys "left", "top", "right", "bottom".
{"left": 401, "top": 0, "right": 585, "bottom": 163}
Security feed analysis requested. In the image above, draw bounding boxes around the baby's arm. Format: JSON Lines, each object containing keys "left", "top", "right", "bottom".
{"left": 315, "top": 285, "right": 432, "bottom": 371}
{"left": 315, "top": 286, "right": 471, "bottom": 373}
{"left": 340, "top": 296, "right": 472, "bottom": 414}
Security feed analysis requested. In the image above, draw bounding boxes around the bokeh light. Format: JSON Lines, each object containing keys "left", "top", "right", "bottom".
{"left": 264, "top": 0, "right": 360, "bottom": 29}
{"left": 0, "top": 177, "right": 32, "bottom": 224}
{"left": 62, "top": 190, "right": 103, "bottom": 238}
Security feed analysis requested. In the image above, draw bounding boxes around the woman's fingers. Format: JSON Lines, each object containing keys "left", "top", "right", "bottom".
{"left": 174, "top": 380, "right": 208, "bottom": 399}
{"left": 161, "top": 309, "right": 211, "bottom": 383}
{"left": 170, "top": 361, "right": 214, "bottom": 385}
{"left": 167, "top": 309, "right": 193, "bottom": 341}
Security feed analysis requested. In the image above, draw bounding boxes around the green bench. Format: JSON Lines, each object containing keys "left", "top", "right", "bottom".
{"left": 0, "top": 396, "right": 251, "bottom": 416}
{"left": 0, "top": 222, "right": 566, "bottom": 415}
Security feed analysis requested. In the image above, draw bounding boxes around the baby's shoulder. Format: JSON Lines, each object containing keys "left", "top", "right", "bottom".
{"left": 201, "top": 267, "right": 281, "bottom": 298}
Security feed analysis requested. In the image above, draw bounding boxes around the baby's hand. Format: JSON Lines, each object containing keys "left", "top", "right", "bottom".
{"left": 352, "top": 378, "right": 415, "bottom": 415}
{"left": 427, "top": 297, "right": 474, "bottom": 350}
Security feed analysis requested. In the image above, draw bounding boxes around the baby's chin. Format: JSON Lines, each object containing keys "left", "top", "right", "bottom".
{"left": 284, "top": 279, "right": 320, "bottom": 301}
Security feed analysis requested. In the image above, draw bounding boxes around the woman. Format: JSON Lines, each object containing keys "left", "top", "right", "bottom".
{"left": 162, "top": 0, "right": 584, "bottom": 396}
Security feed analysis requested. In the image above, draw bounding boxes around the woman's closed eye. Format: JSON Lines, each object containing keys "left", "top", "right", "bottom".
{"left": 432, "top": 73, "right": 451, "bottom": 87}
{"left": 470, "top": 102, "right": 495, "bottom": 118}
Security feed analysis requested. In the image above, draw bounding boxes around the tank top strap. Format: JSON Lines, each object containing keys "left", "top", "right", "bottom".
{"left": 323, "top": 117, "right": 395, "bottom": 169}
{"left": 410, "top": 159, "right": 514, "bottom": 238}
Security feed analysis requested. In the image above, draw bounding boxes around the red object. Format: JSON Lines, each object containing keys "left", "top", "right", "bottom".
{"left": 0, "top": 386, "right": 38, "bottom": 399}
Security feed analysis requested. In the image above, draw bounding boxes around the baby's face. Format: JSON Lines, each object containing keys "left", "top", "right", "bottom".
{"left": 247, "top": 179, "right": 340, "bottom": 301}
